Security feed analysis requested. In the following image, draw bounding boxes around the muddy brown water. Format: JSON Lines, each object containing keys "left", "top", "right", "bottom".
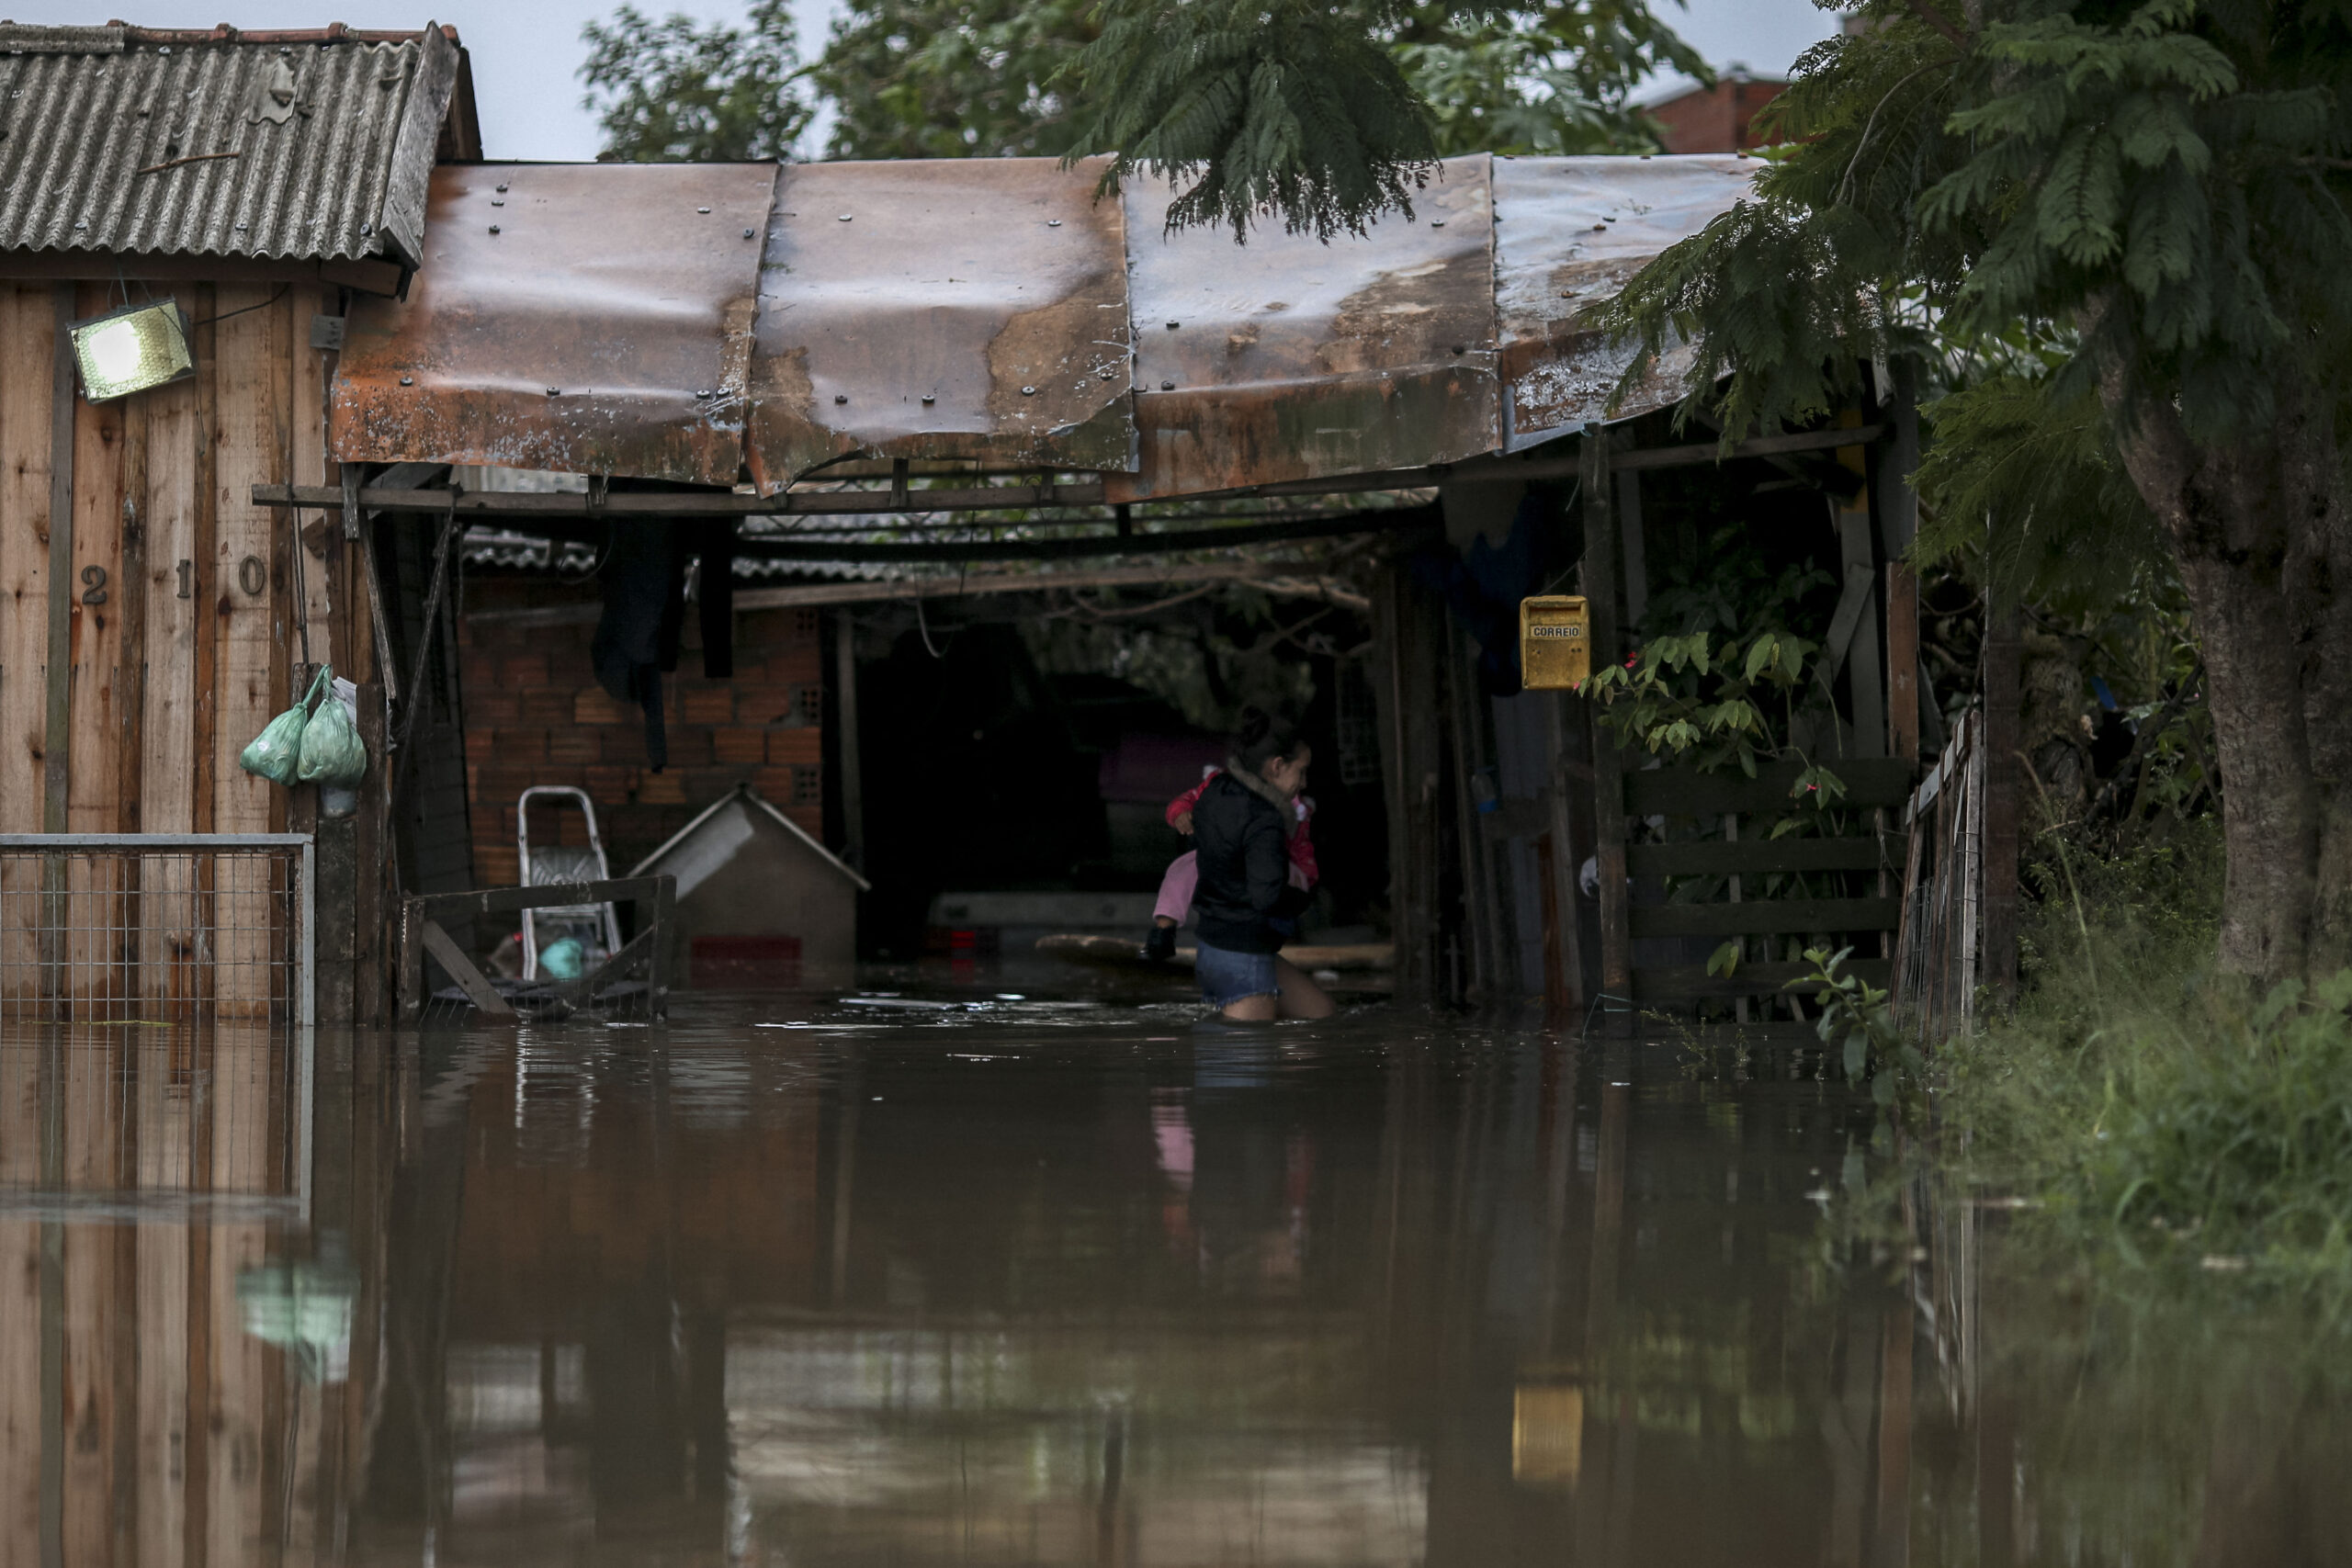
{"left": 0, "top": 974, "right": 2341, "bottom": 1565}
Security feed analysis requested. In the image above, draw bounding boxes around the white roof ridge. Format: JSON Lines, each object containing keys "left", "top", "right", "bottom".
{"left": 626, "top": 781, "right": 872, "bottom": 892}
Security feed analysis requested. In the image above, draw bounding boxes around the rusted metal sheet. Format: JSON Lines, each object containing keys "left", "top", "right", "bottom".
{"left": 1107, "top": 155, "right": 1498, "bottom": 502}
{"left": 745, "top": 158, "right": 1133, "bottom": 491}
{"left": 1492, "top": 154, "right": 1754, "bottom": 448}
{"left": 0, "top": 23, "right": 462, "bottom": 267}
{"left": 332, "top": 163, "right": 775, "bottom": 487}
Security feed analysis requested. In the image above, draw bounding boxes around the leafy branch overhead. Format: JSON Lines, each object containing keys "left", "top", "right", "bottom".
{"left": 1062, "top": 0, "right": 1707, "bottom": 236}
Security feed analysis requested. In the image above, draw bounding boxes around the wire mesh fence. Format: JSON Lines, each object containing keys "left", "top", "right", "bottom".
{"left": 0, "top": 835, "right": 314, "bottom": 1029}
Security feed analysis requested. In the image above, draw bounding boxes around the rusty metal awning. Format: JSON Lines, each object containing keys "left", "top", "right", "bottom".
{"left": 330, "top": 153, "right": 1754, "bottom": 497}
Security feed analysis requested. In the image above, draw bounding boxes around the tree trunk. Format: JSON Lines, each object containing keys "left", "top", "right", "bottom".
{"left": 2104, "top": 371, "right": 2352, "bottom": 987}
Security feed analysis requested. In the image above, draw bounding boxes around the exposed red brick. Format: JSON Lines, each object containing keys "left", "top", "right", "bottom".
{"left": 466, "top": 691, "right": 521, "bottom": 725}
{"left": 574, "top": 688, "right": 635, "bottom": 726}
{"left": 521, "top": 690, "right": 574, "bottom": 726}
{"left": 767, "top": 728, "right": 820, "bottom": 764}
{"left": 638, "top": 771, "right": 687, "bottom": 805}
{"left": 679, "top": 687, "right": 735, "bottom": 725}
{"left": 545, "top": 729, "right": 599, "bottom": 765}
{"left": 711, "top": 727, "right": 767, "bottom": 764}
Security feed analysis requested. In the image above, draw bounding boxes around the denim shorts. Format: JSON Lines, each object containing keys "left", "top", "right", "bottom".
{"left": 1194, "top": 940, "right": 1279, "bottom": 1008}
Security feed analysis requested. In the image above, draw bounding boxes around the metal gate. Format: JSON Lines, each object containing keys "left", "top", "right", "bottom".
{"left": 0, "top": 834, "right": 314, "bottom": 1028}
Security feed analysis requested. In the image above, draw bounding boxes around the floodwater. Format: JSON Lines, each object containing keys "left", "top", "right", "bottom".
{"left": 0, "top": 980, "right": 2344, "bottom": 1567}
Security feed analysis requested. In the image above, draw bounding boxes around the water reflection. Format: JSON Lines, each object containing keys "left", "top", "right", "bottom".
{"left": 0, "top": 1012, "right": 2340, "bottom": 1565}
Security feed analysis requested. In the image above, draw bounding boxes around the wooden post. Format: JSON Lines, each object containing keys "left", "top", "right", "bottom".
{"left": 354, "top": 682, "right": 390, "bottom": 1024}
{"left": 1580, "top": 427, "right": 1631, "bottom": 1032}
{"left": 1542, "top": 694, "right": 1589, "bottom": 1020}
{"left": 41, "top": 284, "right": 74, "bottom": 837}
{"left": 1444, "top": 630, "right": 1500, "bottom": 1004}
{"left": 1833, "top": 421, "right": 1886, "bottom": 759}
{"left": 1981, "top": 585, "right": 2024, "bottom": 1010}
{"left": 1886, "top": 564, "right": 1920, "bottom": 764}
{"left": 1372, "top": 560, "right": 1446, "bottom": 1007}
{"left": 832, "top": 611, "right": 865, "bottom": 874}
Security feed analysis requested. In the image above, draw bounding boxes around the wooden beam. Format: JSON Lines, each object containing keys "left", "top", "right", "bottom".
{"left": 833, "top": 612, "right": 865, "bottom": 875}
{"left": 1625, "top": 838, "right": 1892, "bottom": 876}
{"left": 465, "top": 562, "right": 1372, "bottom": 626}
{"left": 411, "top": 874, "right": 673, "bottom": 921}
{"left": 1623, "top": 758, "right": 1917, "bottom": 815}
{"left": 1628, "top": 897, "right": 1902, "bottom": 939}
{"left": 259, "top": 478, "right": 1111, "bottom": 518}
{"left": 1580, "top": 427, "right": 1632, "bottom": 1030}
{"left": 415, "top": 917, "right": 513, "bottom": 1018}
{"left": 1634, "top": 957, "right": 1893, "bottom": 1001}
{"left": 1604, "top": 423, "right": 1885, "bottom": 473}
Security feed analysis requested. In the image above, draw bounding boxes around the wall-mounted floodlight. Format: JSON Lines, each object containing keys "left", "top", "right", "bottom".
{"left": 69, "top": 299, "right": 196, "bottom": 402}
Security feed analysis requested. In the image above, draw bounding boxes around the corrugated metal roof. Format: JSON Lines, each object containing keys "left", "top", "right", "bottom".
{"left": 745, "top": 158, "right": 1135, "bottom": 491}
{"left": 334, "top": 162, "right": 775, "bottom": 485}
{"left": 1492, "top": 153, "right": 1752, "bottom": 449}
{"left": 1109, "top": 156, "right": 1498, "bottom": 502}
{"left": 0, "top": 21, "right": 464, "bottom": 267}
{"left": 333, "top": 154, "right": 1755, "bottom": 498}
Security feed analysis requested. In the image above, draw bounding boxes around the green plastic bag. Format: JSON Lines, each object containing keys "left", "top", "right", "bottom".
{"left": 296, "top": 669, "right": 368, "bottom": 786}
{"left": 239, "top": 665, "right": 327, "bottom": 786}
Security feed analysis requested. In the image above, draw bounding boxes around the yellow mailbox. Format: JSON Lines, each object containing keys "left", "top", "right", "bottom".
{"left": 1519, "top": 595, "right": 1592, "bottom": 689}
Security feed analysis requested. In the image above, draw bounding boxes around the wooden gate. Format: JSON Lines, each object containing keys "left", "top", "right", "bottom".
{"left": 1607, "top": 758, "right": 1913, "bottom": 1017}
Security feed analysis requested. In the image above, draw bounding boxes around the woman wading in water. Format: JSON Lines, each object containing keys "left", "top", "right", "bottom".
{"left": 1187, "top": 710, "right": 1337, "bottom": 1021}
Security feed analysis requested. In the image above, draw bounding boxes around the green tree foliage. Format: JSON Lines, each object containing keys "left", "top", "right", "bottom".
{"left": 580, "top": 0, "right": 811, "bottom": 162}
{"left": 1391, "top": 3, "right": 1708, "bottom": 156}
{"left": 1064, "top": 0, "right": 1702, "bottom": 235}
{"left": 1597, "top": 1, "right": 2352, "bottom": 987}
{"left": 811, "top": 0, "right": 1099, "bottom": 158}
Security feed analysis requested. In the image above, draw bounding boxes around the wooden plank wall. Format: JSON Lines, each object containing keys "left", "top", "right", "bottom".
{"left": 0, "top": 278, "right": 361, "bottom": 1017}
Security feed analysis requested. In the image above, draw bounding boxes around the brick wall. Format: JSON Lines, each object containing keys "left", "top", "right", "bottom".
{"left": 1651, "top": 77, "right": 1786, "bottom": 154}
{"left": 459, "top": 577, "right": 826, "bottom": 887}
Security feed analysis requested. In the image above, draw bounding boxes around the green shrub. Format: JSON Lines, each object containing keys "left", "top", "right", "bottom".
{"left": 1948, "top": 821, "right": 2352, "bottom": 1285}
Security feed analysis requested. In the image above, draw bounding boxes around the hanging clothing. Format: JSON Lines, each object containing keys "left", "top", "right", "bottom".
{"left": 591, "top": 519, "right": 741, "bottom": 772}
{"left": 591, "top": 525, "right": 675, "bottom": 772}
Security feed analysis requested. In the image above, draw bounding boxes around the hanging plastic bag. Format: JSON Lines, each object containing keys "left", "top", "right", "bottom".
{"left": 296, "top": 665, "right": 368, "bottom": 786}
{"left": 239, "top": 665, "right": 328, "bottom": 786}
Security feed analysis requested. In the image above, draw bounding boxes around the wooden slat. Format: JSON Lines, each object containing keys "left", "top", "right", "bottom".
{"left": 135, "top": 1036, "right": 190, "bottom": 1568}
{"left": 0, "top": 1053, "right": 40, "bottom": 1562}
{"left": 205, "top": 1038, "right": 270, "bottom": 1564}
{"left": 1634, "top": 957, "right": 1894, "bottom": 1001}
{"left": 0, "top": 288, "right": 55, "bottom": 1001}
{"left": 68, "top": 317, "right": 130, "bottom": 1010}
{"left": 418, "top": 918, "right": 514, "bottom": 1018}
{"left": 62, "top": 1039, "right": 121, "bottom": 1563}
{"left": 1625, "top": 838, "right": 1893, "bottom": 876}
{"left": 1629, "top": 897, "right": 1902, "bottom": 939}
{"left": 210, "top": 288, "right": 287, "bottom": 1017}
{"left": 1623, "top": 758, "right": 1917, "bottom": 816}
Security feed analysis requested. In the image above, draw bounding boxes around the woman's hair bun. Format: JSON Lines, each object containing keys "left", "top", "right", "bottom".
{"left": 1230, "top": 705, "right": 1303, "bottom": 770}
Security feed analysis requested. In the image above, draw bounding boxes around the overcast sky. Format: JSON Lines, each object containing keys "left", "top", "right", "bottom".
{"left": 27, "top": 0, "right": 1840, "bottom": 162}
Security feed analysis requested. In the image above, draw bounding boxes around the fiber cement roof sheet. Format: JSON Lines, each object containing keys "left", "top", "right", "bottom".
{"left": 0, "top": 21, "right": 461, "bottom": 266}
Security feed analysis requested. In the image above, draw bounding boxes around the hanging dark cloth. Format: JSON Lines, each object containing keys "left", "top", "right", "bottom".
{"left": 592, "top": 524, "right": 676, "bottom": 772}
{"left": 655, "top": 518, "right": 738, "bottom": 679}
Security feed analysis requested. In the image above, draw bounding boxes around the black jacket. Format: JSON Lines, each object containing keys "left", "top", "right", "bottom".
{"left": 1192, "top": 770, "right": 1310, "bottom": 954}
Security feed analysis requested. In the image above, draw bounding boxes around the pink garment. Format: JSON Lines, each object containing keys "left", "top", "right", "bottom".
{"left": 1154, "top": 852, "right": 1199, "bottom": 925}
{"left": 1152, "top": 847, "right": 1308, "bottom": 928}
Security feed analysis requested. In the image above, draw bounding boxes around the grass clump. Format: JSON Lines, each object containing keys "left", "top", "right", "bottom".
{"left": 1945, "top": 822, "right": 2352, "bottom": 1285}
